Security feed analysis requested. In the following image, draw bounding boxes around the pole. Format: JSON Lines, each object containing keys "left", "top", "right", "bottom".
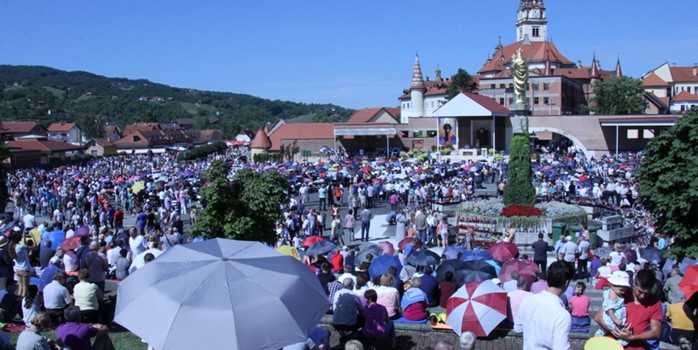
{"left": 615, "top": 125, "right": 619, "bottom": 156}
{"left": 386, "top": 133, "right": 389, "bottom": 159}
{"left": 436, "top": 117, "right": 440, "bottom": 154}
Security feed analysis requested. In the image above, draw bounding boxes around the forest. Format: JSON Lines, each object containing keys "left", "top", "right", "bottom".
{"left": 0, "top": 65, "right": 353, "bottom": 138}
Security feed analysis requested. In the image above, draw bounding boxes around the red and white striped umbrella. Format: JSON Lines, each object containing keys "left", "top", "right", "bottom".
{"left": 445, "top": 279, "right": 507, "bottom": 337}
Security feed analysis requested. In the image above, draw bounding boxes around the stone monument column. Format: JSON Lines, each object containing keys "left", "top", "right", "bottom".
{"left": 510, "top": 47, "right": 530, "bottom": 133}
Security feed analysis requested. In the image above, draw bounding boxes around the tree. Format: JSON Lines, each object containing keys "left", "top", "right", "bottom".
{"left": 446, "top": 68, "right": 477, "bottom": 100}
{"left": 192, "top": 160, "right": 289, "bottom": 244}
{"left": 636, "top": 107, "right": 698, "bottom": 259}
{"left": 280, "top": 140, "right": 299, "bottom": 162}
{"left": 590, "top": 77, "right": 644, "bottom": 115}
{"left": 503, "top": 133, "right": 536, "bottom": 206}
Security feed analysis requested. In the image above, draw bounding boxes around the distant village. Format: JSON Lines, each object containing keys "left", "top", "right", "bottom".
{"left": 2, "top": 0, "right": 697, "bottom": 167}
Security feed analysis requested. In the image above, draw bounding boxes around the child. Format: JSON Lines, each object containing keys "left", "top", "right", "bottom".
{"left": 594, "top": 270, "right": 630, "bottom": 346}
{"left": 568, "top": 282, "right": 591, "bottom": 333}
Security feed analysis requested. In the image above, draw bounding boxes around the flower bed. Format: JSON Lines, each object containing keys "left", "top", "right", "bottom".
{"left": 501, "top": 205, "right": 543, "bottom": 217}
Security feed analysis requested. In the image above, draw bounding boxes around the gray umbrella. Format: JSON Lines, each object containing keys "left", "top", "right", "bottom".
{"left": 305, "top": 240, "right": 337, "bottom": 257}
{"left": 356, "top": 244, "right": 382, "bottom": 264}
{"left": 115, "top": 239, "right": 329, "bottom": 350}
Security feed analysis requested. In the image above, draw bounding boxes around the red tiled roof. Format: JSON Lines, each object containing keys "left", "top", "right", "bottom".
{"left": 641, "top": 72, "right": 669, "bottom": 87}
{"left": 0, "top": 122, "right": 40, "bottom": 133}
{"left": 669, "top": 66, "right": 698, "bottom": 83}
{"left": 400, "top": 79, "right": 449, "bottom": 100}
{"left": 47, "top": 122, "right": 77, "bottom": 132}
{"left": 478, "top": 41, "right": 574, "bottom": 75}
{"left": 91, "top": 138, "right": 114, "bottom": 147}
{"left": 267, "top": 123, "right": 334, "bottom": 151}
{"left": 250, "top": 128, "right": 271, "bottom": 149}
{"left": 7, "top": 140, "right": 84, "bottom": 152}
{"left": 672, "top": 91, "right": 698, "bottom": 102}
{"left": 112, "top": 131, "right": 151, "bottom": 147}
{"left": 122, "top": 123, "right": 159, "bottom": 135}
{"left": 345, "top": 108, "right": 383, "bottom": 124}
{"left": 462, "top": 92, "right": 511, "bottom": 114}
{"left": 552, "top": 67, "right": 613, "bottom": 80}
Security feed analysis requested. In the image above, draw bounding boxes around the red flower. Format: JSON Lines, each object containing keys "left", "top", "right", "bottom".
{"left": 501, "top": 205, "right": 543, "bottom": 217}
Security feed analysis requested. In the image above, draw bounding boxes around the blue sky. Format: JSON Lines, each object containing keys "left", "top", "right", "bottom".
{"left": 2, "top": 0, "right": 697, "bottom": 109}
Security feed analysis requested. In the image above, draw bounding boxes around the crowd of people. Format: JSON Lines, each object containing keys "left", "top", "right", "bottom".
{"left": 0, "top": 138, "right": 694, "bottom": 349}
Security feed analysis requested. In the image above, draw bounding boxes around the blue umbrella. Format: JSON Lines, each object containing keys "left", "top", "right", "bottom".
{"left": 484, "top": 259, "right": 502, "bottom": 276}
{"left": 461, "top": 250, "right": 494, "bottom": 262}
{"left": 443, "top": 246, "right": 467, "bottom": 260}
{"left": 406, "top": 249, "right": 440, "bottom": 267}
{"left": 305, "top": 240, "right": 337, "bottom": 257}
{"left": 44, "top": 229, "right": 66, "bottom": 251}
{"left": 368, "top": 254, "right": 402, "bottom": 279}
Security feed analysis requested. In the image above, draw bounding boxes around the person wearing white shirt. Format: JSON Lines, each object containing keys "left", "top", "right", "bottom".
{"left": 128, "top": 227, "right": 147, "bottom": 257}
{"left": 515, "top": 260, "right": 574, "bottom": 350}
{"left": 42, "top": 272, "right": 73, "bottom": 325}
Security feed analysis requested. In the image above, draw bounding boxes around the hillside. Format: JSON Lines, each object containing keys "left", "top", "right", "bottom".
{"left": 0, "top": 65, "right": 353, "bottom": 138}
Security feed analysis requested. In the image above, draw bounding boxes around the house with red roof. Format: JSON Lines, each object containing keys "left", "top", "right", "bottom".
{"left": 47, "top": 122, "right": 86, "bottom": 145}
{"left": 112, "top": 123, "right": 192, "bottom": 154}
{"left": 642, "top": 62, "right": 698, "bottom": 114}
{"left": 0, "top": 121, "right": 47, "bottom": 141}
{"left": 6, "top": 136, "right": 85, "bottom": 167}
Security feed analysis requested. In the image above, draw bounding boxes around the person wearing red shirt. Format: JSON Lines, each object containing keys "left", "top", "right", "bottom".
{"left": 113, "top": 208, "right": 124, "bottom": 230}
{"left": 595, "top": 269, "right": 662, "bottom": 350}
{"left": 330, "top": 249, "right": 343, "bottom": 274}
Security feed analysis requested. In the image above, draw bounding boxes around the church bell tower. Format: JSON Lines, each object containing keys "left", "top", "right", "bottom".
{"left": 516, "top": 0, "right": 547, "bottom": 42}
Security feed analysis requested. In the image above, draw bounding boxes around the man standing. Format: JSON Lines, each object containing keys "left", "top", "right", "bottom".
{"left": 359, "top": 206, "right": 372, "bottom": 242}
{"left": 414, "top": 210, "right": 427, "bottom": 243}
{"left": 576, "top": 235, "right": 590, "bottom": 280}
{"left": 596, "top": 269, "right": 663, "bottom": 350}
{"left": 531, "top": 233, "right": 549, "bottom": 276}
{"left": 514, "top": 260, "right": 574, "bottom": 350}
{"left": 561, "top": 236, "right": 577, "bottom": 274}
{"left": 317, "top": 185, "right": 327, "bottom": 211}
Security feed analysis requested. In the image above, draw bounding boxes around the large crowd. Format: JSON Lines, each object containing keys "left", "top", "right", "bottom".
{"left": 0, "top": 141, "right": 694, "bottom": 350}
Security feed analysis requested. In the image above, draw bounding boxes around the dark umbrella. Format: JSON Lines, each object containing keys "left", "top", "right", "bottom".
{"left": 487, "top": 242, "right": 519, "bottom": 262}
{"left": 621, "top": 246, "right": 637, "bottom": 263}
{"left": 406, "top": 249, "right": 440, "bottom": 267}
{"left": 305, "top": 240, "right": 337, "bottom": 257}
{"left": 367, "top": 254, "right": 402, "bottom": 279}
{"left": 356, "top": 245, "right": 382, "bottom": 264}
{"left": 461, "top": 250, "right": 494, "bottom": 262}
{"left": 74, "top": 225, "right": 90, "bottom": 237}
{"left": 436, "top": 259, "right": 467, "bottom": 282}
{"left": 456, "top": 260, "right": 498, "bottom": 286}
{"left": 640, "top": 247, "right": 663, "bottom": 265}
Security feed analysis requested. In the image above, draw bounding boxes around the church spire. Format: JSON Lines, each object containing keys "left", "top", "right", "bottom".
{"left": 590, "top": 52, "right": 600, "bottom": 78}
{"left": 615, "top": 56, "right": 623, "bottom": 77}
{"left": 516, "top": 0, "right": 547, "bottom": 42}
{"left": 411, "top": 54, "right": 426, "bottom": 90}
{"left": 435, "top": 65, "right": 442, "bottom": 83}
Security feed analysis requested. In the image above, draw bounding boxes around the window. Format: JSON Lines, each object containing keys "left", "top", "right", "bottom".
{"left": 499, "top": 98, "right": 504, "bottom": 105}
{"left": 412, "top": 131, "right": 423, "bottom": 137}
{"left": 534, "top": 97, "right": 540, "bottom": 105}
{"left": 133, "top": 136, "right": 141, "bottom": 142}
{"left": 426, "top": 130, "right": 437, "bottom": 137}
{"left": 627, "top": 129, "right": 639, "bottom": 139}
{"left": 490, "top": 84, "right": 495, "bottom": 89}
{"left": 91, "top": 150, "right": 97, "bottom": 156}
{"left": 508, "top": 97, "right": 513, "bottom": 105}
{"left": 499, "top": 84, "right": 506, "bottom": 88}
{"left": 544, "top": 97, "right": 550, "bottom": 105}
{"left": 643, "top": 129, "right": 655, "bottom": 139}
{"left": 543, "top": 83, "right": 550, "bottom": 91}
{"left": 532, "top": 26, "right": 540, "bottom": 37}
{"left": 532, "top": 83, "right": 539, "bottom": 91}
{"left": 401, "top": 131, "right": 409, "bottom": 138}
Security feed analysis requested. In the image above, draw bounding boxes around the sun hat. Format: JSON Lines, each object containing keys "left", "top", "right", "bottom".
{"left": 608, "top": 270, "right": 631, "bottom": 287}
{"left": 491, "top": 278, "right": 501, "bottom": 285}
{"left": 0, "top": 236, "right": 8, "bottom": 248}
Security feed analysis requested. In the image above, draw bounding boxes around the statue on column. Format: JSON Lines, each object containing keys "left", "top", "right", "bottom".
{"left": 512, "top": 47, "right": 529, "bottom": 106}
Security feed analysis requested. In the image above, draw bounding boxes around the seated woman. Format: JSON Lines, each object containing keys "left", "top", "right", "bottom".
{"left": 374, "top": 274, "right": 401, "bottom": 319}
{"left": 73, "top": 269, "right": 104, "bottom": 323}
{"left": 439, "top": 271, "right": 458, "bottom": 308}
{"left": 400, "top": 277, "right": 429, "bottom": 321}
{"left": 362, "top": 289, "right": 395, "bottom": 346}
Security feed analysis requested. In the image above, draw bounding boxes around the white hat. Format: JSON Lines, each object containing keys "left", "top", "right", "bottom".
{"left": 490, "top": 278, "right": 501, "bottom": 285}
{"left": 565, "top": 235, "right": 572, "bottom": 241}
{"left": 608, "top": 270, "right": 631, "bottom": 287}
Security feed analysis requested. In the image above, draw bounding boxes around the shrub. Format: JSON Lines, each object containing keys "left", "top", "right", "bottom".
{"left": 503, "top": 133, "right": 535, "bottom": 206}
{"left": 177, "top": 142, "right": 227, "bottom": 161}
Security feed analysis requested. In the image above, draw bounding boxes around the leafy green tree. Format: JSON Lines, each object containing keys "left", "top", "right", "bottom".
{"left": 192, "top": 160, "right": 289, "bottom": 244}
{"left": 636, "top": 107, "right": 698, "bottom": 259}
{"left": 591, "top": 77, "right": 644, "bottom": 115}
{"left": 446, "top": 68, "right": 477, "bottom": 100}
{"left": 503, "top": 133, "right": 536, "bottom": 206}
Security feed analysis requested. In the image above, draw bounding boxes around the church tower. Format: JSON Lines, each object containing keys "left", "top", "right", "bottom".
{"left": 516, "top": 0, "right": 547, "bottom": 42}
{"left": 402, "top": 54, "right": 426, "bottom": 123}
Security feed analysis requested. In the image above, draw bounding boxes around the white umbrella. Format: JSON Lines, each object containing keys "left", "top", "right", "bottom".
{"left": 128, "top": 248, "right": 163, "bottom": 273}
{"left": 115, "top": 239, "right": 329, "bottom": 350}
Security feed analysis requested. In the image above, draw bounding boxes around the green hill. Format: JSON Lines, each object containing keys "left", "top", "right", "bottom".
{"left": 0, "top": 65, "right": 354, "bottom": 138}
